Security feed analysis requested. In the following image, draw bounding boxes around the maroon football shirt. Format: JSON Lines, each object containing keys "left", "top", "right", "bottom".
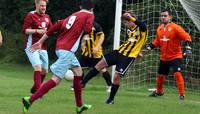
{"left": 23, "top": 11, "right": 52, "bottom": 50}
{"left": 46, "top": 10, "right": 94, "bottom": 52}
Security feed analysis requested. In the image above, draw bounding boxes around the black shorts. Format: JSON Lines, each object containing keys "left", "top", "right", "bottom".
{"left": 158, "top": 58, "right": 183, "bottom": 75}
{"left": 78, "top": 55, "right": 102, "bottom": 68}
{"left": 103, "top": 50, "right": 135, "bottom": 76}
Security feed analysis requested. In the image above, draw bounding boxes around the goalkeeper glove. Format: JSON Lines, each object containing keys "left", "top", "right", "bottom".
{"left": 146, "top": 43, "right": 155, "bottom": 50}
{"left": 183, "top": 46, "right": 192, "bottom": 58}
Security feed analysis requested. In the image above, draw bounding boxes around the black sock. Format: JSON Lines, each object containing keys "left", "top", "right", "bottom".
{"left": 109, "top": 84, "right": 119, "bottom": 100}
{"left": 102, "top": 71, "right": 112, "bottom": 86}
{"left": 81, "top": 67, "right": 99, "bottom": 86}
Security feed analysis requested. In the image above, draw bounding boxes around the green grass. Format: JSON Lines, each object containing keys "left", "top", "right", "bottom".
{"left": 0, "top": 63, "right": 200, "bottom": 114}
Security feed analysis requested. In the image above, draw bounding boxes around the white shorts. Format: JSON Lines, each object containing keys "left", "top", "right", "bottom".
{"left": 25, "top": 49, "right": 49, "bottom": 70}
{"left": 50, "top": 50, "right": 80, "bottom": 78}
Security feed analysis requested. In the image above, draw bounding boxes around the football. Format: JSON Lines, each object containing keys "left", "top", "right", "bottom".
{"left": 64, "top": 70, "right": 74, "bottom": 81}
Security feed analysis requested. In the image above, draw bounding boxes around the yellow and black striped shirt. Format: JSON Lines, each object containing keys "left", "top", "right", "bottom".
{"left": 81, "top": 22, "right": 103, "bottom": 58}
{"left": 117, "top": 18, "right": 148, "bottom": 58}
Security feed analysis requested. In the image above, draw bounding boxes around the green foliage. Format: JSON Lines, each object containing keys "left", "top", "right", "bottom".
{"left": 0, "top": 30, "right": 27, "bottom": 64}
{"left": 0, "top": 0, "right": 115, "bottom": 63}
{"left": 0, "top": 0, "right": 34, "bottom": 32}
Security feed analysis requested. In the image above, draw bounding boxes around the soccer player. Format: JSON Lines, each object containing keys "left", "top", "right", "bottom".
{"left": 22, "top": 0, "right": 95, "bottom": 114}
{"left": 22, "top": 0, "right": 52, "bottom": 94}
{"left": 82, "top": 11, "right": 148, "bottom": 104}
{"left": 147, "top": 8, "right": 192, "bottom": 100}
{"left": 73, "top": 21, "right": 112, "bottom": 92}
{"left": 0, "top": 30, "right": 3, "bottom": 46}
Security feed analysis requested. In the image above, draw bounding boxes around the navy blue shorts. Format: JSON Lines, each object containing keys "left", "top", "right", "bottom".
{"left": 158, "top": 58, "right": 183, "bottom": 75}
{"left": 103, "top": 50, "right": 135, "bottom": 76}
{"left": 78, "top": 55, "right": 102, "bottom": 68}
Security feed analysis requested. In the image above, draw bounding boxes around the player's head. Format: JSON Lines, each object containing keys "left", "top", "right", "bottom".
{"left": 121, "top": 11, "right": 136, "bottom": 29}
{"left": 160, "top": 8, "right": 172, "bottom": 24}
{"left": 80, "top": 0, "right": 95, "bottom": 11}
{"left": 35, "top": 0, "right": 48, "bottom": 14}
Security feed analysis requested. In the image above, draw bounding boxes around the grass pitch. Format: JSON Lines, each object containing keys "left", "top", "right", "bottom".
{"left": 0, "top": 63, "right": 199, "bottom": 114}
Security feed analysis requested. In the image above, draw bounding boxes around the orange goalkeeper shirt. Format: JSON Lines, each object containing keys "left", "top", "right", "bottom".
{"left": 153, "top": 23, "right": 192, "bottom": 61}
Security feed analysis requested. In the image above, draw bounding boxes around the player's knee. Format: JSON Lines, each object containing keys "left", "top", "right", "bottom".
{"left": 42, "top": 69, "right": 48, "bottom": 74}
{"left": 34, "top": 65, "right": 42, "bottom": 71}
{"left": 113, "top": 74, "right": 121, "bottom": 85}
{"left": 95, "top": 59, "right": 107, "bottom": 70}
{"left": 72, "top": 67, "right": 83, "bottom": 76}
{"left": 51, "top": 76, "right": 61, "bottom": 84}
{"left": 101, "top": 68, "right": 107, "bottom": 72}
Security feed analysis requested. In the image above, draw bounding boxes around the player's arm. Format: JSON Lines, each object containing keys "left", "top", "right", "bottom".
{"left": 176, "top": 25, "right": 192, "bottom": 50}
{"left": 93, "top": 32, "right": 104, "bottom": 54}
{"left": 81, "top": 34, "right": 87, "bottom": 50}
{"left": 84, "top": 14, "right": 94, "bottom": 33}
{"left": 122, "top": 12, "right": 147, "bottom": 31}
{"left": 46, "top": 20, "right": 63, "bottom": 36}
{"left": 31, "top": 20, "right": 62, "bottom": 51}
{"left": 22, "top": 13, "right": 36, "bottom": 34}
{"left": 93, "top": 22, "right": 105, "bottom": 54}
{"left": 175, "top": 25, "right": 192, "bottom": 57}
{"left": 0, "top": 30, "right": 3, "bottom": 46}
{"left": 183, "top": 41, "right": 192, "bottom": 58}
{"left": 131, "top": 18, "right": 147, "bottom": 32}
{"left": 146, "top": 28, "right": 161, "bottom": 51}
{"left": 23, "top": 13, "right": 46, "bottom": 35}
{"left": 31, "top": 34, "right": 48, "bottom": 51}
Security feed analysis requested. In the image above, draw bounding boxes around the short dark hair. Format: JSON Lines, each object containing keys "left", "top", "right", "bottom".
{"left": 81, "top": 0, "right": 95, "bottom": 10}
{"left": 161, "top": 8, "right": 172, "bottom": 15}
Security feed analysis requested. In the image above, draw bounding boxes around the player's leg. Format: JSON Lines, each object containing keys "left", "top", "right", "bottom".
{"left": 72, "top": 67, "right": 84, "bottom": 107}
{"left": 100, "top": 68, "right": 112, "bottom": 92}
{"left": 40, "top": 50, "right": 49, "bottom": 83}
{"left": 106, "top": 53, "right": 135, "bottom": 104}
{"left": 81, "top": 51, "right": 118, "bottom": 87}
{"left": 105, "top": 73, "right": 120, "bottom": 104}
{"left": 41, "top": 68, "right": 48, "bottom": 83}
{"left": 149, "top": 74, "right": 166, "bottom": 96}
{"left": 81, "top": 57, "right": 110, "bottom": 87}
{"left": 31, "top": 65, "right": 42, "bottom": 94}
{"left": 22, "top": 76, "right": 60, "bottom": 113}
{"left": 70, "top": 55, "right": 89, "bottom": 91}
{"left": 149, "top": 60, "right": 169, "bottom": 97}
{"left": 29, "top": 76, "right": 60, "bottom": 103}
{"left": 25, "top": 49, "right": 42, "bottom": 94}
{"left": 171, "top": 58, "right": 185, "bottom": 100}
{"left": 71, "top": 58, "right": 92, "bottom": 113}
{"left": 22, "top": 50, "right": 71, "bottom": 113}
{"left": 75, "top": 56, "right": 91, "bottom": 88}
{"left": 92, "top": 58, "right": 112, "bottom": 92}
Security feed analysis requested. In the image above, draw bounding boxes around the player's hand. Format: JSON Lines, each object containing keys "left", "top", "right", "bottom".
{"left": 122, "top": 12, "right": 132, "bottom": 21}
{"left": 146, "top": 44, "right": 152, "bottom": 51}
{"left": 137, "top": 49, "right": 148, "bottom": 58}
{"left": 31, "top": 42, "right": 41, "bottom": 52}
{"left": 183, "top": 49, "right": 192, "bottom": 58}
{"left": 92, "top": 47, "right": 99, "bottom": 54}
{"left": 137, "top": 52, "right": 143, "bottom": 59}
{"left": 36, "top": 29, "right": 47, "bottom": 35}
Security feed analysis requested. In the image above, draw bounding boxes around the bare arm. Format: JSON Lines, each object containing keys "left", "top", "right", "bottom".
{"left": 31, "top": 34, "right": 49, "bottom": 51}
{"left": 81, "top": 34, "right": 88, "bottom": 50}
{"left": 93, "top": 33, "right": 104, "bottom": 54}
{"left": 25, "top": 28, "right": 47, "bottom": 35}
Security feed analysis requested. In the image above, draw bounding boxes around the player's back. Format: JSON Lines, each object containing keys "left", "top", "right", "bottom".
{"left": 66, "top": 10, "right": 94, "bottom": 34}
{"left": 55, "top": 9, "right": 94, "bottom": 52}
